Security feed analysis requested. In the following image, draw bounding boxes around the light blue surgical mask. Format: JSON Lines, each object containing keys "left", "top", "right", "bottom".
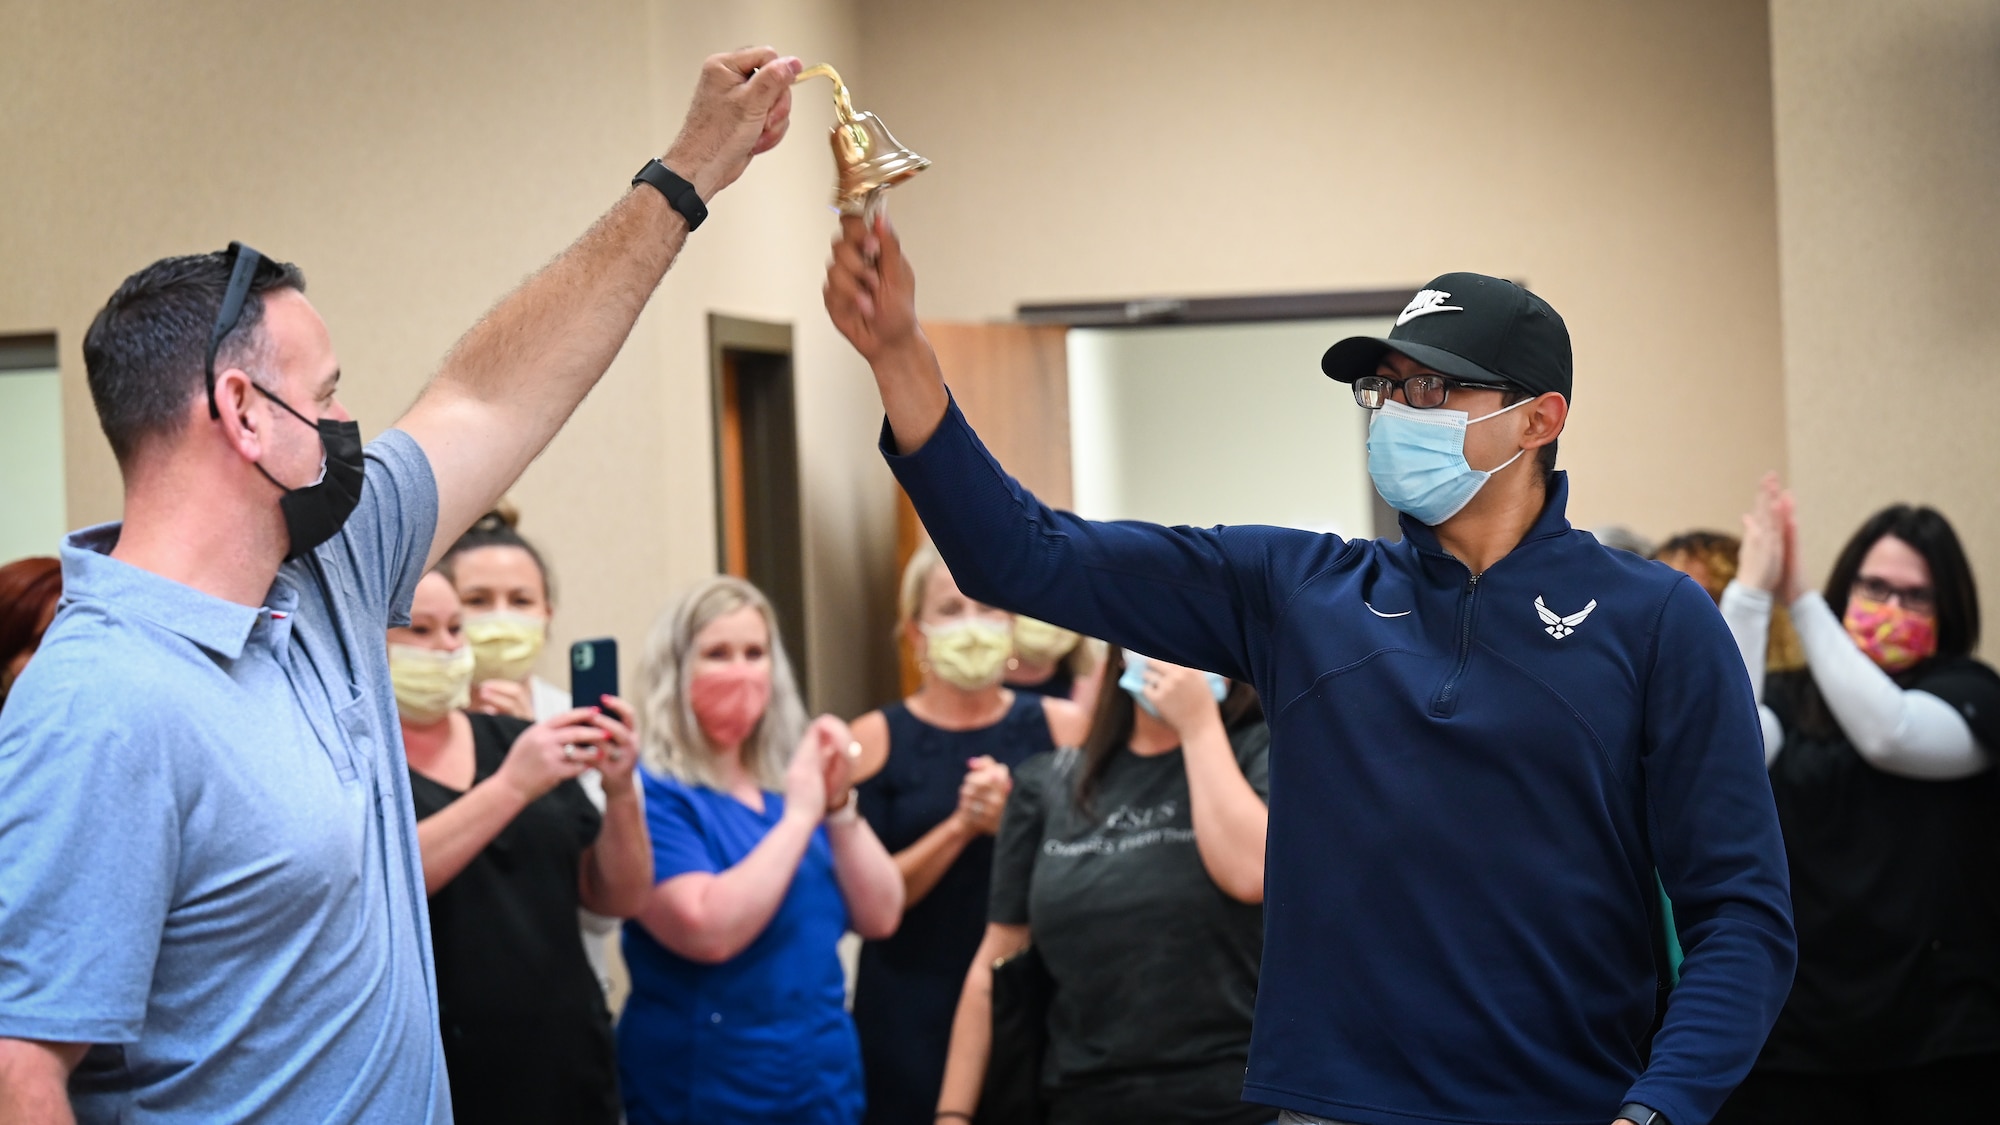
{"left": 1118, "top": 652, "right": 1228, "bottom": 718}
{"left": 1366, "top": 397, "right": 1531, "bottom": 526}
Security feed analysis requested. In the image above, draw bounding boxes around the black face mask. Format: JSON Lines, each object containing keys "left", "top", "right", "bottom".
{"left": 206, "top": 242, "right": 365, "bottom": 561}
{"left": 252, "top": 385, "right": 365, "bottom": 561}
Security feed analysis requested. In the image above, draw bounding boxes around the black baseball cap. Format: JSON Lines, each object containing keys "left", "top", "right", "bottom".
{"left": 1321, "top": 272, "right": 1573, "bottom": 403}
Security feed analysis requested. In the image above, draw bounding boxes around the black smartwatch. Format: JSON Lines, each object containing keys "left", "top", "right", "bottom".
{"left": 632, "top": 159, "right": 707, "bottom": 232}
{"left": 1617, "top": 1104, "right": 1669, "bottom": 1125}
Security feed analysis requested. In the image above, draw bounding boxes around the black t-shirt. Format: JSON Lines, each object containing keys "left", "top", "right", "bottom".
{"left": 989, "top": 721, "right": 1270, "bottom": 1125}
{"left": 410, "top": 712, "right": 619, "bottom": 1125}
{"left": 1759, "top": 656, "right": 2000, "bottom": 1072}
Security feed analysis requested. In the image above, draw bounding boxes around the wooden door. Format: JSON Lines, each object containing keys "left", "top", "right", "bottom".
{"left": 895, "top": 322, "right": 1072, "bottom": 693}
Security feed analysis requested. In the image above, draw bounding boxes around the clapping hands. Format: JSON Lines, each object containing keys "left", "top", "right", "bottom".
{"left": 953, "top": 756, "right": 1013, "bottom": 836}
{"left": 1740, "top": 471, "right": 1807, "bottom": 604}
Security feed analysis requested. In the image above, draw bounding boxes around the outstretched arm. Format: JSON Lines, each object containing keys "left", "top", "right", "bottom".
{"left": 401, "top": 48, "right": 802, "bottom": 565}
{"left": 823, "top": 213, "right": 950, "bottom": 454}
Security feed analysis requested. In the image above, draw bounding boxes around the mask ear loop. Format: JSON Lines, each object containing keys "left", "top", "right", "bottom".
{"left": 206, "top": 242, "right": 266, "bottom": 419}
{"left": 1468, "top": 394, "right": 1537, "bottom": 474}
{"left": 1465, "top": 395, "right": 1536, "bottom": 426}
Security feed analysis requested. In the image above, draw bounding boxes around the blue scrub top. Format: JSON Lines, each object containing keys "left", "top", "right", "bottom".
{"left": 618, "top": 771, "right": 862, "bottom": 1125}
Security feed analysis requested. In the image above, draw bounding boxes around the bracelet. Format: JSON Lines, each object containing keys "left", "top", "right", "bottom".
{"left": 826, "top": 790, "right": 859, "bottom": 824}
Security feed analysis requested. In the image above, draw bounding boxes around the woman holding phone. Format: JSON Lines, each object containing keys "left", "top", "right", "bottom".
{"left": 390, "top": 570, "right": 654, "bottom": 1124}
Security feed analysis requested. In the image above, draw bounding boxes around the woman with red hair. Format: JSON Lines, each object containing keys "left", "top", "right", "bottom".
{"left": 0, "top": 556, "right": 62, "bottom": 714}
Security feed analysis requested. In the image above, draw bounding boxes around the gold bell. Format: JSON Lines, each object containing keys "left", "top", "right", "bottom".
{"left": 794, "top": 64, "right": 930, "bottom": 216}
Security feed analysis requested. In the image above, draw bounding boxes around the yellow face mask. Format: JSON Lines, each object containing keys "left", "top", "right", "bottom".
{"left": 390, "top": 643, "right": 475, "bottom": 724}
{"left": 922, "top": 619, "right": 1014, "bottom": 690}
{"left": 461, "top": 611, "right": 548, "bottom": 683}
{"left": 1012, "top": 616, "right": 1080, "bottom": 665}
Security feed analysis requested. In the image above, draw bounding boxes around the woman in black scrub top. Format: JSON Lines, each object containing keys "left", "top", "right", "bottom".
{"left": 389, "top": 571, "right": 654, "bottom": 1125}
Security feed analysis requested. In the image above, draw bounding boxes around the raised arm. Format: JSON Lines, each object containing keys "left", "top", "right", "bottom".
{"left": 1787, "top": 592, "right": 1987, "bottom": 779}
{"left": 400, "top": 48, "right": 802, "bottom": 565}
{"left": 1141, "top": 663, "right": 1268, "bottom": 904}
{"left": 1719, "top": 583, "right": 1786, "bottom": 764}
{"left": 822, "top": 213, "right": 949, "bottom": 453}
{"left": 825, "top": 216, "right": 1327, "bottom": 684}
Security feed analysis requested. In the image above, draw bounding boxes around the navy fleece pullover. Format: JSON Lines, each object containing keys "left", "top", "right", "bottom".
{"left": 885, "top": 400, "right": 1794, "bottom": 1125}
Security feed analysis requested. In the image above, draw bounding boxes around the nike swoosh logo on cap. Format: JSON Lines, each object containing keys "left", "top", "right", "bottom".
{"left": 1396, "top": 288, "right": 1464, "bottom": 327}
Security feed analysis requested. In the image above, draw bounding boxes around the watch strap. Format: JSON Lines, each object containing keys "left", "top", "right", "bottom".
{"left": 1616, "top": 1104, "right": 1668, "bottom": 1125}
{"left": 632, "top": 159, "right": 707, "bottom": 232}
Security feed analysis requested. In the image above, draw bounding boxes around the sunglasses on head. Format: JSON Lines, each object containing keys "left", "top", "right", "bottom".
{"left": 204, "top": 241, "right": 266, "bottom": 420}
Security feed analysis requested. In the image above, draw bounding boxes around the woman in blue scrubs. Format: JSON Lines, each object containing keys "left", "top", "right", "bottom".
{"left": 619, "top": 576, "right": 905, "bottom": 1124}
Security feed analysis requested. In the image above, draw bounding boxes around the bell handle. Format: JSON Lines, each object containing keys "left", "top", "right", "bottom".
{"left": 794, "top": 64, "right": 859, "bottom": 123}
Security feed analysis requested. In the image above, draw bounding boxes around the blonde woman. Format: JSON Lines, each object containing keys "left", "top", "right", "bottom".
{"left": 848, "top": 546, "right": 1089, "bottom": 1125}
{"left": 619, "top": 576, "right": 902, "bottom": 1125}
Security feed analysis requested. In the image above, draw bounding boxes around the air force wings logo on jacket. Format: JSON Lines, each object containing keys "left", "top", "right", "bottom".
{"left": 1536, "top": 595, "right": 1597, "bottom": 640}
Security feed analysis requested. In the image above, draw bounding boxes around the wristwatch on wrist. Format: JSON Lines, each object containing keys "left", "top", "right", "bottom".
{"left": 631, "top": 158, "right": 707, "bottom": 231}
{"left": 1617, "top": 1104, "right": 1668, "bottom": 1125}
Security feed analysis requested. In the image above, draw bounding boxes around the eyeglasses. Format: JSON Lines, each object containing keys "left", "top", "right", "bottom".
{"left": 205, "top": 241, "right": 265, "bottom": 420}
{"left": 1352, "top": 372, "right": 1515, "bottom": 410}
{"left": 1851, "top": 575, "right": 1935, "bottom": 614}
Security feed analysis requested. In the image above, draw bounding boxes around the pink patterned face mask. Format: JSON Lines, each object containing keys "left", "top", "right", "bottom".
{"left": 1843, "top": 595, "right": 1938, "bottom": 672}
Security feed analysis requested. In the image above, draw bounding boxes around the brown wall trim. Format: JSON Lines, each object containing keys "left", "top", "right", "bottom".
{"left": 1016, "top": 288, "right": 1421, "bottom": 327}
{"left": 0, "top": 332, "right": 58, "bottom": 372}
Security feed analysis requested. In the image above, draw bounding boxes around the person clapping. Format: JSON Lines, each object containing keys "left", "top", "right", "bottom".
{"left": 620, "top": 576, "right": 902, "bottom": 1125}
{"left": 1715, "top": 476, "right": 2000, "bottom": 1122}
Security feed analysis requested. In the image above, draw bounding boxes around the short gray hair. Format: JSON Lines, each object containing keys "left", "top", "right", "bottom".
{"left": 638, "top": 575, "right": 806, "bottom": 791}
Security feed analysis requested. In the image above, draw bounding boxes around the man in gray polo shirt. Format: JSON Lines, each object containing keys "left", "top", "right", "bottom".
{"left": 0, "top": 48, "right": 806, "bottom": 1124}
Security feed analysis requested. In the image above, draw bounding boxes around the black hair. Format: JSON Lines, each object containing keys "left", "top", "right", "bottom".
{"left": 1822, "top": 505, "right": 1979, "bottom": 657}
{"left": 82, "top": 249, "right": 306, "bottom": 465}
{"left": 1501, "top": 387, "right": 1558, "bottom": 491}
{"left": 436, "top": 505, "right": 557, "bottom": 606}
{"left": 1787, "top": 504, "right": 1979, "bottom": 738}
{"left": 1073, "top": 646, "right": 1263, "bottom": 815}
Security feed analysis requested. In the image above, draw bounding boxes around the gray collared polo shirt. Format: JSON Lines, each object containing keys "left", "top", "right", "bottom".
{"left": 0, "top": 430, "right": 451, "bottom": 1124}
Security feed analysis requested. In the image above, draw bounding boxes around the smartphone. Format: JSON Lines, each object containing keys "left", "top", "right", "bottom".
{"left": 569, "top": 638, "right": 619, "bottom": 711}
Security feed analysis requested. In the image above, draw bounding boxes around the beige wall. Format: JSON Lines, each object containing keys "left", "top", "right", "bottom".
{"left": 0, "top": 0, "right": 900, "bottom": 716}
{"left": 1769, "top": 0, "right": 1999, "bottom": 656}
{"left": 858, "top": 0, "right": 1789, "bottom": 542}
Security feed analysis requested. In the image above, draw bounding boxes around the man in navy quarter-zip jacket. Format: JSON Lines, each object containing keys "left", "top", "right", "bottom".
{"left": 824, "top": 218, "right": 1794, "bottom": 1125}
